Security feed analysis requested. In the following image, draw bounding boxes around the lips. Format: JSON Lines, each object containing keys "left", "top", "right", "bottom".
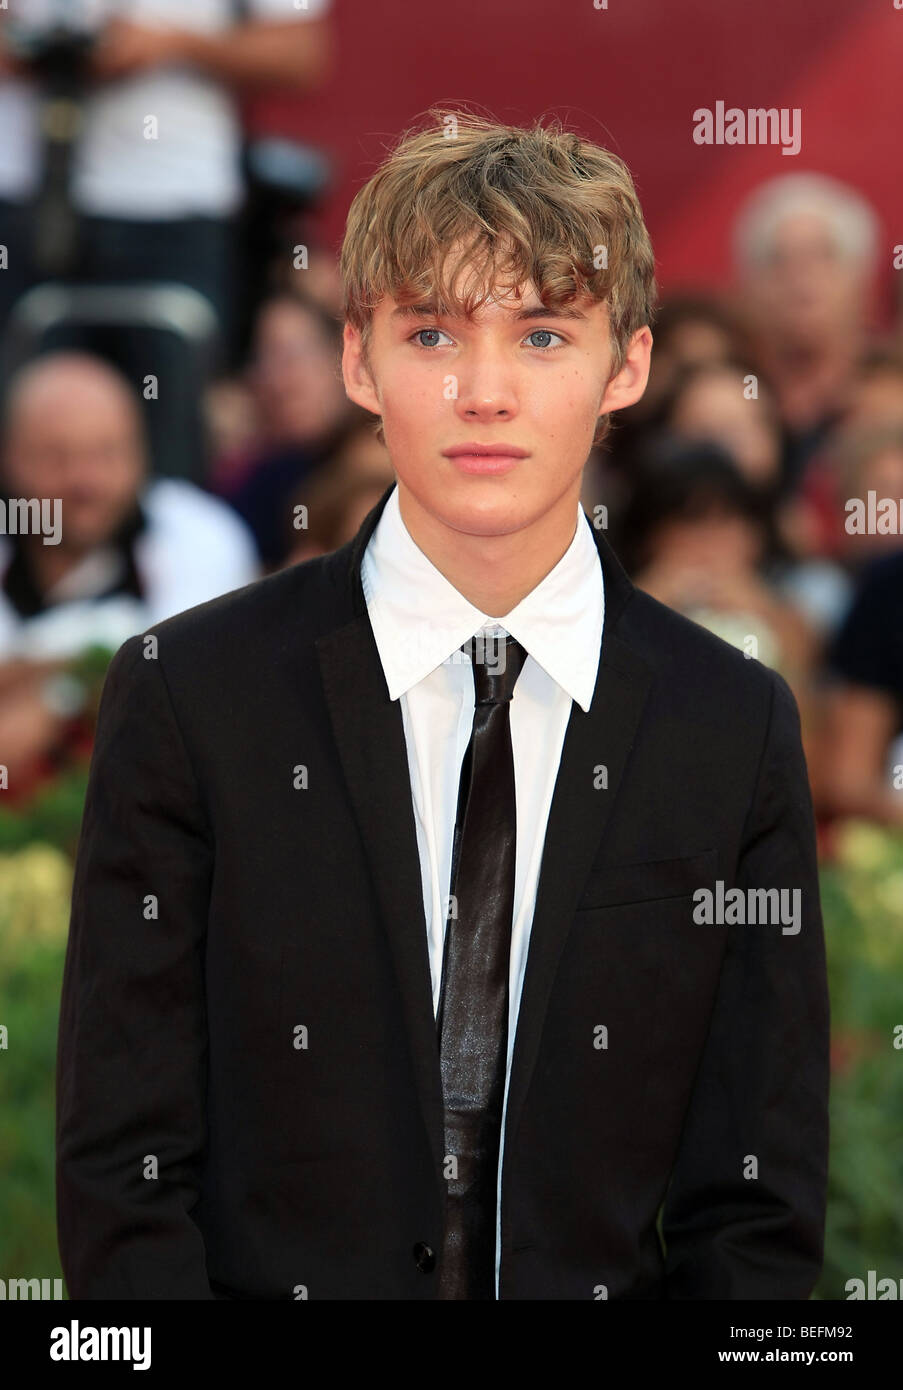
{"left": 442, "top": 443, "right": 529, "bottom": 476}
{"left": 442, "top": 443, "right": 530, "bottom": 458}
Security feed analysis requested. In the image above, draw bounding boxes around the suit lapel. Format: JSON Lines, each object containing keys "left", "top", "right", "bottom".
{"left": 316, "top": 484, "right": 653, "bottom": 1189}
{"left": 315, "top": 484, "right": 447, "bottom": 1182}
{"left": 501, "top": 515, "right": 655, "bottom": 1166}
{"left": 501, "top": 624, "right": 654, "bottom": 1166}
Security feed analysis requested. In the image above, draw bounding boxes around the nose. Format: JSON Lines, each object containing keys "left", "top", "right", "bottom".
{"left": 453, "top": 347, "right": 519, "bottom": 423}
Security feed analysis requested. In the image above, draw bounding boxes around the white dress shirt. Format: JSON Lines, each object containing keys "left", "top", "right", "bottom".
{"left": 361, "top": 483, "right": 605, "bottom": 1297}
{"left": 0, "top": 478, "right": 259, "bottom": 659}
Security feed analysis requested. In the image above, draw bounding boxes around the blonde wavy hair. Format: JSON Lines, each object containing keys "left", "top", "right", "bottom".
{"left": 340, "top": 108, "right": 658, "bottom": 448}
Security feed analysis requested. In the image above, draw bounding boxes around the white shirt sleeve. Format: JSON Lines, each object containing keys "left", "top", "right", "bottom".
{"left": 136, "top": 478, "right": 262, "bottom": 624}
{"left": 245, "top": 0, "right": 332, "bottom": 20}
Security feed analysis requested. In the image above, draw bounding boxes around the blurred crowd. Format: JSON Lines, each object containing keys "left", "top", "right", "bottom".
{"left": 0, "top": 2, "right": 902, "bottom": 848}
{"left": 586, "top": 170, "right": 903, "bottom": 842}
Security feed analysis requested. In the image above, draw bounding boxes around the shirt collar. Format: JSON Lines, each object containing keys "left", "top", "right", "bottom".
{"left": 361, "top": 484, "right": 604, "bottom": 712}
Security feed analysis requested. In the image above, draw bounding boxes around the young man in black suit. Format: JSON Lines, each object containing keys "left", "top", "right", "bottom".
{"left": 56, "top": 110, "right": 829, "bottom": 1300}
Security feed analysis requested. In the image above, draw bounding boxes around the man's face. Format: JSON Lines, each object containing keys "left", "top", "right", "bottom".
{"left": 3, "top": 375, "right": 144, "bottom": 552}
{"left": 745, "top": 212, "right": 867, "bottom": 347}
{"left": 342, "top": 272, "right": 651, "bottom": 541}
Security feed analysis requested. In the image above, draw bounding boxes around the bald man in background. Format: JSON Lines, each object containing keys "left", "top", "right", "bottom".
{"left": 0, "top": 350, "right": 259, "bottom": 785}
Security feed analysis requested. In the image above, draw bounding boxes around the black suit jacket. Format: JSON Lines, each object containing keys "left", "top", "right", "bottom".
{"left": 56, "top": 482, "right": 830, "bottom": 1299}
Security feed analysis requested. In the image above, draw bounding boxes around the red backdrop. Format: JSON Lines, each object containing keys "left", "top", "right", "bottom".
{"left": 254, "top": 0, "right": 903, "bottom": 326}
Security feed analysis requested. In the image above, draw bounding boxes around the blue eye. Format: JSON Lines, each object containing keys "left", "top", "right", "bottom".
{"left": 525, "top": 329, "right": 565, "bottom": 349}
{"left": 412, "top": 327, "right": 451, "bottom": 348}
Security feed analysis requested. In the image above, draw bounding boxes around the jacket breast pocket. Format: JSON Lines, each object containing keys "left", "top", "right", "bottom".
{"left": 575, "top": 849, "right": 718, "bottom": 913}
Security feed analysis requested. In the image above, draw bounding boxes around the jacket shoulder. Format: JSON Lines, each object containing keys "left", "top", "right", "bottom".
{"left": 620, "top": 587, "right": 784, "bottom": 713}
{"left": 132, "top": 546, "right": 350, "bottom": 658}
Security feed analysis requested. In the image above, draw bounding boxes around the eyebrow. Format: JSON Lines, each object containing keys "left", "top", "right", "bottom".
{"left": 390, "top": 302, "right": 589, "bottom": 322}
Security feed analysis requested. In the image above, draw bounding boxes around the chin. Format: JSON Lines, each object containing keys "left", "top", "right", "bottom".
{"left": 397, "top": 461, "right": 560, "bottom": 538}
{"left": 436, "top": 487, "right": 540, "bottom": 538}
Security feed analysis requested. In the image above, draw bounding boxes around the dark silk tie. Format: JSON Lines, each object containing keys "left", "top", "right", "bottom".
{"left": 436, "top": 630, "right": 529, "bottom": 1300}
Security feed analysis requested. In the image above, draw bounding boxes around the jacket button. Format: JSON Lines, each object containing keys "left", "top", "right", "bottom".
{"left": 412, "top": 1242, "right": 435, "bottom": 1273}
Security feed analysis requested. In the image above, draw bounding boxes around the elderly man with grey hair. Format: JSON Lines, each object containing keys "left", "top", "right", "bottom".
{"left": 732, "top": 171, "right": 883, "bottom": 494}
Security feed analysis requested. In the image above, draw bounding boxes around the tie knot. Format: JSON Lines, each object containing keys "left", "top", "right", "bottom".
{"left": 463, "top": 632, "right": 528, "bottom": 705}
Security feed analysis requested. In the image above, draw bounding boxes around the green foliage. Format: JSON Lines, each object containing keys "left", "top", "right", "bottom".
{"left": 814, "top": 821, "right": 903, "bottom": 1300}
{"left": 0, "top": 855, "right": 70, "bottom": 1286}
{"left": 0, "top": 767, "right": 90, "bottom": 858}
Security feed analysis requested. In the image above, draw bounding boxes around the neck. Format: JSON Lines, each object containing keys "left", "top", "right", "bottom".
{"left": 395, "top": 480, "right": 582, "bottom": 617}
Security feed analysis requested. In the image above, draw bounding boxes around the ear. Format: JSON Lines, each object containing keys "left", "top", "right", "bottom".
{"left": 342, "top": 322, "right": 382, "bottom": 418}
{"left": 597, "top": 326, "right": 653, "bottom": 417}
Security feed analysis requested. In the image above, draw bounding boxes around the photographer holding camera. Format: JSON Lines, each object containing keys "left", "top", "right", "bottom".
{"left": 0, "top": 0, "right": 333, "bottom": 476}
